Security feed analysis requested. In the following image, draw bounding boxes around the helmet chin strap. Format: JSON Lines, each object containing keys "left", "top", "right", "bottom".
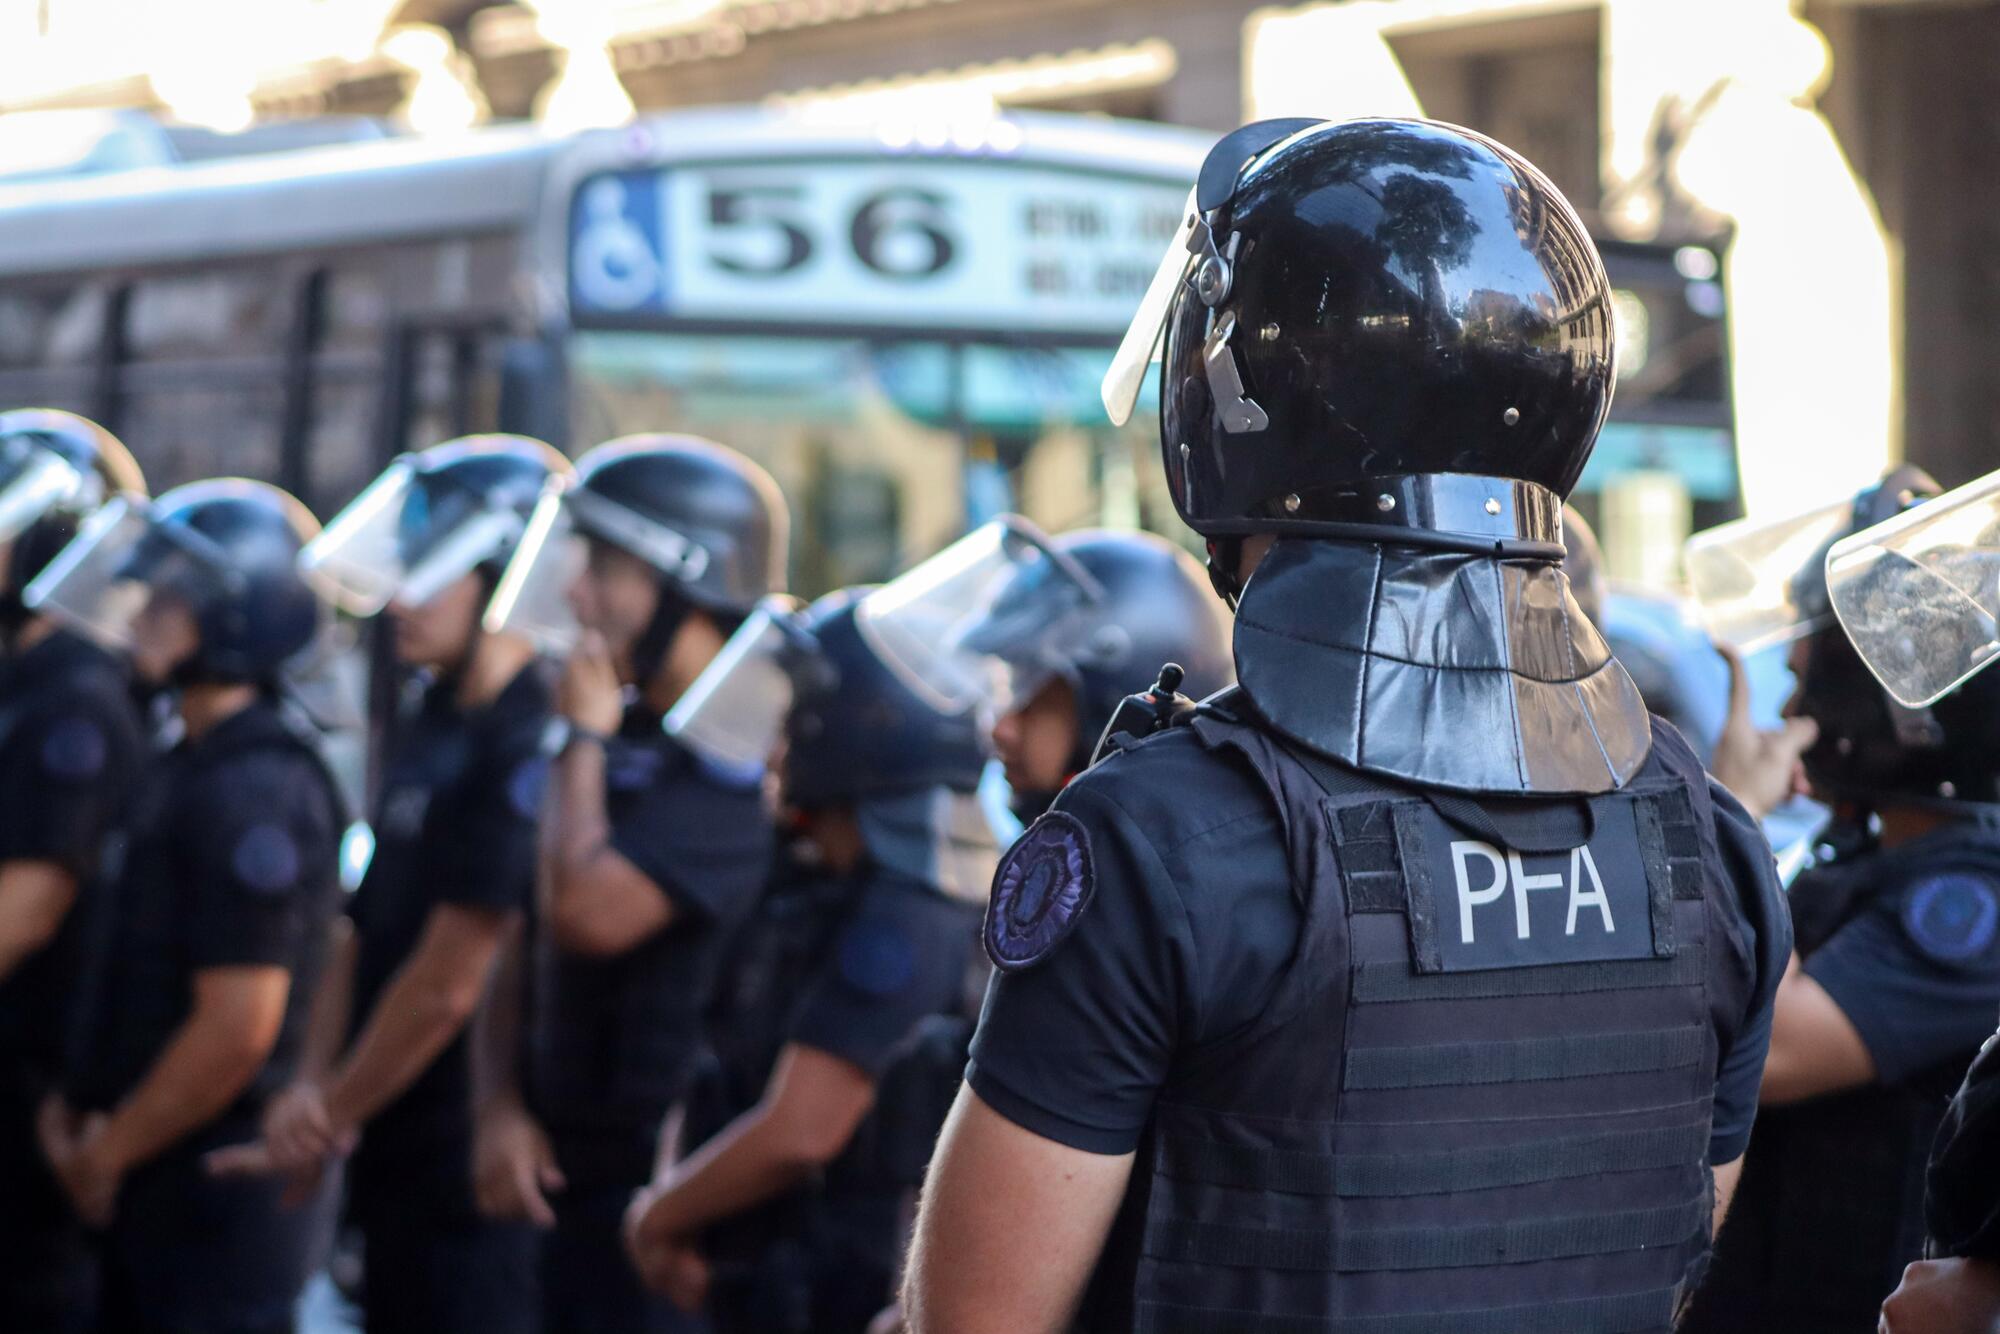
{"left": 1206, "top": 538, "right": 1244, "bottom": 610}
{"left": 629, "top": 579, "right": 690, "bottom": 706}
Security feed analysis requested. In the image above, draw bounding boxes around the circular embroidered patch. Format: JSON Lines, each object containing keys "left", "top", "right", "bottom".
{"left": 40, "top": 717, "right": 107, "bottom": 782}
{"left": 1903, "top": 874, "right": 2000, "bottom": 964}
{"left": 836, "top": 917, "right": 917, "bottom": 998}
{"left": 231, "top": 823, "right": 302, "bottom": 895}
{"left": 507, "top": 756, "right": 551, "bottom": 819}
{"left": 984, "top": 811, "right": 1096, "bottom": 972}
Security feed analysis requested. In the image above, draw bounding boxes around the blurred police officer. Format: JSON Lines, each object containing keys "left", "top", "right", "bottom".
{"left": 31, "top": 478, "right": 343, "bottom": 1334}
{"left": 624, "top": 587, "right": 999, "bottom": 1332}
{"left": 0, "top": 410, "right": 148, "bottom": 1332}
{"left": 477, "top": 434, "right": 785, "bottom": 1334}
{"left": 205, "top": 437, "right": 568, "bottom": 1333}
{"left": 965, "top": 528, "right": 1232, "bottom": 822}
{"left": 1682, "top": 468, "right": 2000, "bottom": 1332}
{"left": 901, "top": 117, "right": 1792, "bottom": 1334}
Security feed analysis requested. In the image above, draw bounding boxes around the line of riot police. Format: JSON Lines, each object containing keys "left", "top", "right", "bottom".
{"left": 7, "top": 113, "right": 2000, "bottom": 1334}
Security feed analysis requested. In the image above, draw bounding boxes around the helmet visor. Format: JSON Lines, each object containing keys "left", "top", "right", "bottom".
{"left": 663, "top": 596, "right": 806, "bottom": 779}
{"left": 23, "top": 496, "right": 219, "bottom": 650}
{"left": 1100, "top": 186, "right": 1199, "bottom": 427}
{"left": 1826, "top": 469, "right": 2000, "bottom": 708}
{"left": 483, "top": 486, "right": 583, "bottom": 655}
{"left": 0, "top": 433, "right": 90, "bottom": 544}
{"left": 1684, "top": 499, "right": 1855, "bottom": 653}
{"left": 855, "top": 517, "right": 1101, "bottom": 716}
{"left": 303, "top": 461, "right": 527, "bottom": 616}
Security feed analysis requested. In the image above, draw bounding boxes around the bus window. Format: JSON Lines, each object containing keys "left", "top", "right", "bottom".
{"left": 0, "top": 283, "right": 108, "bottom": 413}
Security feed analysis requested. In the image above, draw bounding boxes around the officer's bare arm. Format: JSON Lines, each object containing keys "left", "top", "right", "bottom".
{"left": 544, "top": 737, "right": 674, "bottom": 955}
{"left": 1758, "top": 951, "right": 1877, "bottom": 1104}
{"left": 0, "top": 860, "right": 78, "bottom": 981}
{"left": 323, "top": 903, "right": 513, "bottom": 1136}
{"left": 903, "top": 1086, "right": 1132, "bottom": 1334}
{"left": 298, "top": 917, "right": 356, "bottom": 1083}
{"left": 94, "top": 966, "right": 292, "bottom": 1175}
{"left": 632, "top": 1043, "right": 876, "bottom": 1247}
{"left": 1712, "top": 1155, "right": 1744, "bottom": 1233}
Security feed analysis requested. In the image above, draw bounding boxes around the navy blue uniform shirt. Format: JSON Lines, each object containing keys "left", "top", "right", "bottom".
{"left": 967, "top": 725, "right": 1791, "bottom": 1166}
{"left": 0, "top": 629, "right": 145, "bottom": 1076}
{"left": 347, "top": 663, "right": 552, "bottom": 1222}
{"left": 64, "top": 699, "right": 342, "bottom": 1148}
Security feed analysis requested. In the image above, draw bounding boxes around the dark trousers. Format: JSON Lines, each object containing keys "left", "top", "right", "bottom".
{"left": 358, "top": 1209, "right": 541, "bottom": 1334}
{"left": 0, "top": 1074, "right": 96, "bottom": 1334}
{"left": 543, "top": 1182, "right": 710, "bottom": 1334}
{"left": 96, "top": 1151, "right": 312, "bottom": 1334}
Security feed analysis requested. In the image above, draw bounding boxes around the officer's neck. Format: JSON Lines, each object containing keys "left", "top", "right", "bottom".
{"left": 1873, "top": 803, "right": 1956, "bottom": 849}
{"left": 455, "top": 630, "right": 534, "bottom": 711}
{"left": 179, "top": 681, "right": 259, "bottom": 741}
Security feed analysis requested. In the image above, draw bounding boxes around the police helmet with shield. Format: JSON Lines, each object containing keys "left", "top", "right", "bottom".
{"left": 27, "top": 478, "right": 328, "bottom": 685}
{"left": 0, "top": 409, "right": 147, "bottom": 634}
{"left": 957, "top": 529, "right": 1232, "bottom": 773}
{"left": 1105, "top": 116, "right": 1615, "bottom": 598}
{"left": 1103, "top": 115, "right": 1634, "bottom": 796}
{"left": 485, "top": 434, "right": 788, "bottom": 681}
{"left": 302, "top": 434, "right": 570, "bottom": 619}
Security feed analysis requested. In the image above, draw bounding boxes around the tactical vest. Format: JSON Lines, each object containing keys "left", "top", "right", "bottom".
{"left": 1110, "top": 696, "right": 1733, "bottom": 1334}
{"left": 1683, "top": 824, "right": 2000, "bottom": 1331}
{"left": 64, "top": 704, "right": 343, "bottom": 1130}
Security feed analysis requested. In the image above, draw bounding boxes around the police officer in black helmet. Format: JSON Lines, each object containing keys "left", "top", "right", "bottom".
{"left": 0, "top": 410, "right": 149, "bottom": 1332}
{"left": 31, "top": 478, "right": 343, "bottom": 1334}
{"left": 203, "top": 437, "right": 570, "bottom": 1333}
{"left": 963, "top": 527, "right": 1233, "bottom": 822}
{"left": 1678, "top": 467, "right": 2000, "bottom": 1333}
{"left": 476, "top": 433, "right": 784, "bottom": 1334}
{"left": 902, "top": 118, "right": 1792, "bottom": 1333}
{"left": 623, "top": 587, "right": 998, "bottom": 1331}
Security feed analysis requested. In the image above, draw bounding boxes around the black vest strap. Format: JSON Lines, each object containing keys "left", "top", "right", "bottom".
{"left": 1145, "top": 1195, "right": 1708, "bottom": 1272}
{"left": 1134, "top": 1286, "right": 1679, "bottom": 1334}
{"left": 1351, "top": 947, "right": 1707, "bottom": 1004}
{"left": 1343, "top": 1026, "right": 1706, "bottom": 1091}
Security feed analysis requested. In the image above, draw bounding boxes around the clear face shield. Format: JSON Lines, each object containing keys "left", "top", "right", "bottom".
{"left": 1825, "top": 469, "right": 2000, "bottom": 708}
{"left": 854, "top": 517, "right": 1104, "bottom": 719}
{"left": 1101, "top": 186, "right": 1200, "bottom": 427}
{"left": 0, "top": 431, "right": 94, "bottom": 544}
{"left": 1683, "top": 498, "right": 1857, "bottom": 653}
{"left": 662, "top": 596, "right": 809, "bottom": 778}
{"left": 22, "top": 496, "right": 220, "bottom": 650}
{"left": 301, "top": 460, "right": 527, "bottom": 617}
{"left": 483, "top": 484, "right": 585, "bottom": 655}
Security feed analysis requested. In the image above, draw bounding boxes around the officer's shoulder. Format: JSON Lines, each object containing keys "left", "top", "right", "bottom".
{"left": 1060, "top": 723, "right": 1274, "bottom": 850}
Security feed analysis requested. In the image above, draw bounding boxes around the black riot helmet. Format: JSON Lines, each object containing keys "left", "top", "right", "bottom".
{"left": 1783, "top": 466, "right": 2000, "bottom": 807}
{"left": 302, "top": 434, "right": 570, "bottom": 617}
{"left": 0, "top": 409, "right": 147, "bottom": 628}
{"left": 27, "top": 478, "right": 327, "bottom": 684}
{"left": 963, "top": 529, "right": 1234, "bottom": 773}
{"left": 1107, "top": 117, "right": 1615, "bottom": 594}
{"left": 783, "top": 588, "right": 989, "bottom": 811}
{"left": 569, "top": 435, "right": 787, "bottom": 617}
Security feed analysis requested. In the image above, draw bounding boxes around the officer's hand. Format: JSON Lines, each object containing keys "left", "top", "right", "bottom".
{"left": 473, "top": 1101, "right": 565, "bottom": 1228}
{"left": 1882, "top": 1257, "right": 2000, "bottom": 1333}
{"left": 202, "top": 1139, "right": 331, "bottom": 1210}
{"left": 559, "top": 631, "right": 624, "bottom": 737}
{"left": 1709, "top": 643, "right": 1818, "bottom": 820}
{"left": 58, "top": 1114, "right": 121, "bottom": 1229}
{"left": 34, "top": 1093, "right": 81, "bottom": 1170}
{"left": 258, "top": 1081, "right": 350, "bottom": 1173}
{"left": 629, "top": 1228, "right": 710, "bottom": 1311}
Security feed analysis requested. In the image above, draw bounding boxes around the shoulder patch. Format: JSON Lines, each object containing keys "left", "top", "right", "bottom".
{"left": 40, "top": 716, "right": 107, "bottom": 782}
{"left": 836, "top": 917, "right": 918, "bottom": 997}
{"left": 507, "top": 756, "right": 551, "bottom": 820}
{"left": 1903, "top": 874, "right": 2000, "bottom": 965}
{"left": 231, "top": 823, "right": 302, "bottom": 895}
{"left": 984, "top": 811, "right": 1096, "bottom": 972}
